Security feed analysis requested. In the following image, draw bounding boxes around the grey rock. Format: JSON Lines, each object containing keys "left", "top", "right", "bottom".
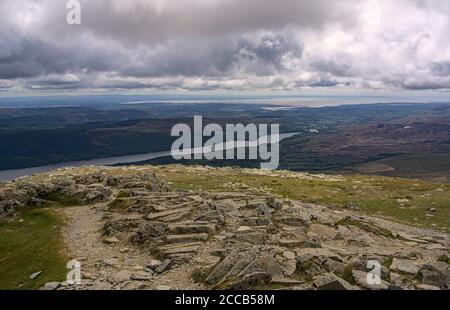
{"left": 42, "top": 282, "right": 60, "bottom": 290}
{"left": 270, "top": 277, "right": 303, "bottom": 286}
{"left": 352, "top": 270, "right": 390, "bottom": 290}
{"left": 168, "top": 223, "right": 216, "bottom": 235}
{"left": 266, "top": 196, "right": 283, "bottom": 210}
{"left": 416, "top": 284, "right": 441, "bottom": 290}
{"left": 130, "top": 271, "right": 152, "bottom": 281}
{"left": 103, "top": 237, "right": 120, "bottom": 244}
{"left": 237, "top": 226, "right": 252, "bottom": 232}
{"left": 344, "top": 202, "right": 359, "bottom": 210}
{"left": 235, "top": 232, "right": 267, "bottom": 245}
{"left": 205, "top": 250, "right": 243, "bottom": 285}
{"left": 154, "top": 259, "right": 173, "bottom": 273}
{"left": 313, "top": 273, "right": 358, "bottom": 290}
{"left": 146, "top": 259, "right": 162, "bottom": 270}
{"left": 165, "top": 233, "right": 209, "bottom": 243}
{"left": 110, "top": 270, "right": 131, "bottom": 282}
{"left": 91, "top": 280, "right": 112, "bottom": 290}
{"left": 103, "top": 258, "right": 120, "bottom": 268}
{"left": 279, "top": 216, "right": 310, "bottom": 228}
{"left": 399, "top": 250, "right": 423, "bottom": 260}
{"left": 278, "top": 239, "right": 303, "bottom": 248}
{"left": 29, "top": 271, "right": 42, "bottom": 280}
{"left": 389, "top": 272, "right": 415, "bottom": 290}
{"left": 296, "top": 248, "right": 343, "bottom": 277}
{"left": 226, "top": 272, "right": 272, "bottom": 290}
{"left": 241, "top": 217, "right": 272, "bottom": 227}
{"left": 283, "top": 251, "right": 296, "bottom": 260}
{"left": 390, "top": 258, "right": 419, "bottom": 276}
{"left": 418, "top": 262, "right": 450, "bottom": 289}
{"left": 134, "top": 221, "right": 168, "bottom": 242}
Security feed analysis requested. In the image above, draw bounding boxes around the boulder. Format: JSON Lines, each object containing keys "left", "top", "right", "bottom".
{"left": 307, "top": 224, "right": 342, "bottom": 240}
{"left": 235, "top": 232, "right": 267, "bottom": 245}
{"left": 110, "top": 270, "right": 132, "bottom": 282}
{"left": 296, "top": 248, "right": 343, "bottom": 277}
{"left": 29, "top": 271, "right": 42, "bottom": 280}
{"left": 313, "top": 273, "right": 358, "bottom": 290}
{"left": 130, "top": 271, "right": 153, "bottom": 281}
{"left": 103, "top": 237, "right": 120, "bottom": 244}
{"left": 416, "top": 284, "right": 441, "bottom": 290}
{"left": 283, "top": 251, "right": 296, "bottom": 260}
{"left": 154, "top": 259, "right": 173, "bottom": 273}
{"left": 418, "top": 262, "right": 450, "bottom": 289}
{"left": 352, "top": 270, "right": 390, "bottom": 290}
{"left": 390, "top": 258, "right": 419, "bottom": 276}
{"left": 133, "top": 221, "right": 168, "bottom": 243}
{"left": 42, "top": 282, "right": 60, "bottom": 290}
{"left": 146, "top": 259, "right": 162, "bottom": 270}
{"left": 226, "top": 272, "right": 271, "bottom": 290}
{"left": 266, "top": 196, "right": 283, "bottom": 210}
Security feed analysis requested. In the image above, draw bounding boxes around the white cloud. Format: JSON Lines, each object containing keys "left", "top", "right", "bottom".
{"left": 1, "top": 0, "right": 450, "bottom": 92}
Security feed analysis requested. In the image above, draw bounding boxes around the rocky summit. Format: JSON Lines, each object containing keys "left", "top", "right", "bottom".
{"left": 1, "top": 166, "right": 449, "bottom": 290}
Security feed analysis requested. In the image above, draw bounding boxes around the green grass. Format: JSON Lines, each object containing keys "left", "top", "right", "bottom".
{"left": 0, "top": 209, "right": 67, "bottom": 290}
{"left": 152, "top": 165, "right": 450, "bottom": 231}
{"left": 354, "top": 154, "right": 450, "bottom": 182}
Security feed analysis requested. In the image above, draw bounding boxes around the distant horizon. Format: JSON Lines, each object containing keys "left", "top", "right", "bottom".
{"left": 0, "top": 91, "right": 449, "bottom": 108}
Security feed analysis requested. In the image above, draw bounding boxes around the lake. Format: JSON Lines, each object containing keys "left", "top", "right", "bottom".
{"left": 0, "top": 132, "right": 300, "bottom": 182}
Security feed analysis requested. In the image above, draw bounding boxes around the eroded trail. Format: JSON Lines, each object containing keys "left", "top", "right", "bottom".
{"left": 60, "top": 203, "right": 204, "bottom": 290}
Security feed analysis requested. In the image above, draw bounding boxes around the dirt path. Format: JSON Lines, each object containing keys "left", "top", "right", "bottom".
{"left": 60, "top": 204, "right": 204, "bottom": 290}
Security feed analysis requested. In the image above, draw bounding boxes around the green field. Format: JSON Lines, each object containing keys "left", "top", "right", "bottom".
{"left": 0, "top": 209, "right": 67, "bottom": 290}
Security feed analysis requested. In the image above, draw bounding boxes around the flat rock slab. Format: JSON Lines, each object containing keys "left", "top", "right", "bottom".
{"left": 42, "top": 282, "right": 60, "bottom": 290}
{"left": 103, "top": 237, "right": 120, "bottom": 244}
{"left": 165, "top": 233, "right": 209, "bottom": 243}
{"left": 160, "top": 245, "right": 200, "bottom": 256}
{"left": 271, "top": 277, "right": 303, "bottom": 286}
{"left": 130, "top": 271, "right": 153, "bottom": 281}
{"left": 154, "top": 259, "right": 173, "bottom": 273}
{"left": 390, "top": 258, "right": 419, "bottom": 275}
{"left": 296, "top": 248, "right": 342, "bottom": 262}
{"left": 110, "top": 270, "right": 132, "bottom": 282}
{"left": 168, "top": 223, "right": 216, "bottom": 235}
{"left": 313, "top": 273, "right": 358, "bottom": 290}
{"left": 147, "top": 207, "right": 192, "bottom": 221}
{"left": 352, "top": 270, "right": 390, "bottom": 290}
{"left": 416, "top": 284, "right": 441, "bottom": 290}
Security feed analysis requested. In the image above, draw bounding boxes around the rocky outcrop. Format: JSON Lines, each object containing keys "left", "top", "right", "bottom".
{"left": 1, "top": 166, "right": 449, "bottom": 290}
{"left": 0, "top": 166, "right": 169, "bottom": 217}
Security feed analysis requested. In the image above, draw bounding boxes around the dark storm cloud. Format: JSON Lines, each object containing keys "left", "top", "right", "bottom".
{"left": 432, "top": 62, "right": 450, "bottom": 77}
{"left": 1, "top": 0, "right": 450, "bottom": 92}
{"left": 119, "top": 33, "right": 304, "bottom": 78}
{"left": 75, "top": 0, "right": 355, "bottom": 45}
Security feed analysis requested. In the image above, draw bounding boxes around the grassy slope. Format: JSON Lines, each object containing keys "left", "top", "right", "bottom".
{"left": 152, "top": 165, "right": 450, "bottom": 231}
{"left": 0, "top": 209, "right": 67, "bottom": 290}
{"left": 352, "top": 154, "right": 450, "bottom": 182}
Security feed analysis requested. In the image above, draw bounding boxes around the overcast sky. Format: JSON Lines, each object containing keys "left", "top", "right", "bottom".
{"left": 1, "top": 0, "right": 450, "bottom": 95}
